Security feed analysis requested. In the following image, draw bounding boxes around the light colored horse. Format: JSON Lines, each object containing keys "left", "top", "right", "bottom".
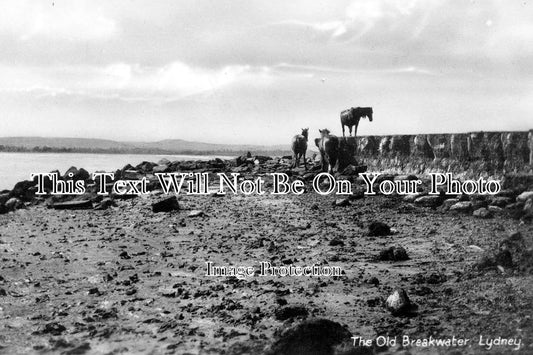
{"left": 291, "top": 128, "right": 309, "bottom": 169}
{"left": 340, "top": 107, "right": 373, "bottom": 137}
{"left": 314, "top": 129, "right": 339, "bottom": 174}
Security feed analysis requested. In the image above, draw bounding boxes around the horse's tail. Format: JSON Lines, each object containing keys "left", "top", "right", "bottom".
{"left": 324, "top": 136, "right": 339, "bottom": 169}
{"left": 291, "top": 136, "right": 298, "bottom": 152}
{"left": 291, "top": 138, "right": 299, "bottom": 153}
{"left": 325, "top": 136, "right": 339, "bottom": 153}
{"left": 292, "top": 135, "right": 307, "bottom": 153}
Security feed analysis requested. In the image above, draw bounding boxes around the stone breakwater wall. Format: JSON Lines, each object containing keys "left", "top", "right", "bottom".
{"left": 343, "top": 130, "right": 533, "bottom": 177}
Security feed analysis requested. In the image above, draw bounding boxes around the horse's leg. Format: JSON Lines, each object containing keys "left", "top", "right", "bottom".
{"left": 354, "top": 121, "right": 359, "bottom": 137}
{"left": 303, "top": 149, "right": 307, "bottom": 170}
{"left": 349, "top": 126, "right": 353, "bottom": 137}
{"left": 342, "top": 124, "right": 345, "bottom": 137}
{"left": 329, "top": 155, "right": 337, "bottom": 174}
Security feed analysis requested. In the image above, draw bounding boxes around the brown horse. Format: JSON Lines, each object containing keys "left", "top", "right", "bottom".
{"left": 340, "top": 107, "right": 373, "bottom": 137}
{"left": 314, "top": 129, "right": 339, "bottom": 174}
{"left": 291, "top": 128, "right": 309, "bottom": 169}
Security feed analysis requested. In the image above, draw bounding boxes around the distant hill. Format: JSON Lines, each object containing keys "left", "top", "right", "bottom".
{"left": 0, "top": 137, "right": 134, "bottom": 150}
{"left": 0, "top": 137, "right": 294, "bottom": 155}
{"left": 132, "top": 139, "right": 289, "bottom": 153}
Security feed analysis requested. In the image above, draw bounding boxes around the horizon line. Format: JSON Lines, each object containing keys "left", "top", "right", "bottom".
{"left": 0, "top": 128, "right": 531, "bottom": 146}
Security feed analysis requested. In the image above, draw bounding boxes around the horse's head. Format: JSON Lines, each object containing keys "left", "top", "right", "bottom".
{"left": 366, "top": 107, "right": 373, "bottom": 122}
{"left": 319, "top": 128, "right": 331, "bottom": 137}
{"left": 301, "top": 128, "right": 309, "bottom": 139}
{"left": 352, "top": 107, "right": 373, "bottom": 122}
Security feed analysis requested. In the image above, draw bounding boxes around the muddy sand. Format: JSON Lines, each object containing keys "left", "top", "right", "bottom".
{"left": 0, "top": 167, "right": 532, "bottom": 355}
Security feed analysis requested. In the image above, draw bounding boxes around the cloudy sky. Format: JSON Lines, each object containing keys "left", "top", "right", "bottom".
{"left": 0, "top": 0, "right": 531, "bottom": 144}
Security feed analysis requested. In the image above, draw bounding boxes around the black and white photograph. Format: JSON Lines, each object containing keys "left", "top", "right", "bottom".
{"left": 0, "top": 1, "right": 532, "bottom": 354}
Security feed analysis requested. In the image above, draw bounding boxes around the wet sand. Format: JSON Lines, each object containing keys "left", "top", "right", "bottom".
{"left": 0, "top": 174, "right": 532, "bottom": 354}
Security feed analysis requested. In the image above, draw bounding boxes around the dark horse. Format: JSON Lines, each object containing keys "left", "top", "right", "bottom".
{"left": 314, "top": 129, "right": 339, "bottom": 174}
{"left": 291, "top": 128, "right": 309, "bottom": 169}
{"left": 340, "top": 107, "right": 373, "bottom": 137}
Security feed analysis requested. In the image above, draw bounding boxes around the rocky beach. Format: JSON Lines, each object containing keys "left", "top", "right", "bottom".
{"left": 1, "top": 132, "right": 533, "bottom": 354}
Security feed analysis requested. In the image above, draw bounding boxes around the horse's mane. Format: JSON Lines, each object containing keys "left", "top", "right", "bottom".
{"left": 355, "top": 107, "right": 372, "bottom": 114}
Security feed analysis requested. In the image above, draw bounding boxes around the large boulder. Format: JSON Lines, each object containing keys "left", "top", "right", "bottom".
{"left": 386, "top": 289, "right": 413, "bottom": 316}
{"left": 152, "top": 196, "right": 180, "bottom": 213}
{"left": 449, "top": 201, "right": 473, "bottom": 212}
{"left": 64, "top": 166, "right": 90, "bottom": 181}
{"left": 5, "top": 197, "right": 23, "bottom": 211}
{"left": 135, "top": 161, "right": 156, "bottom": 173}
{"left": 368, "top": 221, "right": 391, "bottom": 236}
{"left": 377, "top": 246, "right": 409, "bottom": 261}
{"left": 122, "top": 170, "right": 143, "bottom": 180}
{"left": 414, "top": 195, "right": 443, "bottom": 207}
{"left": 490, "top": 196, "right": 513, "bottom": 207}
{"left": 265, "top": 318, "right": 351, "bottom": 355}
{"left": 473, "top": 207, "right": 492, "bottom": 219}
{"left": 10, "top": 180, "right": 37, "bottom": 201}
{"left": 157, "top": 158, "right": 171, "bottom": 166}
{"left": 152, "top": 164, "right": 170, "bottom": 173}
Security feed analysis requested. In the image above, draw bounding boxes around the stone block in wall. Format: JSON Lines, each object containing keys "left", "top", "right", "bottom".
{"left": 412, "top": 134, "right": 434, "bottom": 159}
{"left": 390, "top": 135, "right": 411, "bottom": 157}
{"left": 467, "top": 132, "right": 485, "bottom": 161}
{"left": 427, "top": 134, "right": 450, "bottom": 159}
{"left": 484, "top": 132, "right": 504, "bottom": 170}
{"left": 502, "top": 132, "right": 529, "bottom": 170}
{"left": 450, "top": 133, "right": 469, "bottom": 160}
{"left": 357, "top": 136, "right": 378, "bottom": 156}
{"left": 466, "top": 132, "right": 505, "bottom": 171}
{"left": 348, "top": 130, "right": 530, "bottom": 176}
{"left": 379, "top": 136, "right": 392, "bottom": 156}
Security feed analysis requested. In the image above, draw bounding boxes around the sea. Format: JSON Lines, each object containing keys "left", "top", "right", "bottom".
{"left": 0, "top": 152, "right": 235, "bottom": 191}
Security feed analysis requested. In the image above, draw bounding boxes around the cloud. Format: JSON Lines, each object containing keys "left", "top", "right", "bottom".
{"left": 0, "top": 0, "right": 118, "bottom": 41}
{"left": 274, "top": 63, "right": 437, "bottom": 76}
{"left": 0, "top": 59, "right": 440, "bottom": 106}
{"left": 269, "top": 0, "right": 436, "bottom": 43}
{"left": 0, "top": 61, "right": 277, "bottom": 102}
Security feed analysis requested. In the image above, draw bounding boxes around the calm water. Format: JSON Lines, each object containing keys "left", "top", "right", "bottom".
{"left": 0, "top": 152, "right": 235, "bottom": 190}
